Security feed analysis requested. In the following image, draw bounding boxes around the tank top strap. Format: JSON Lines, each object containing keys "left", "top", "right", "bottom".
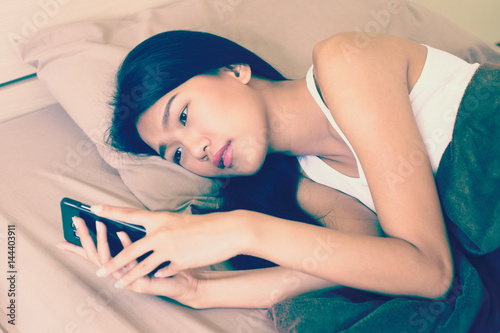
{"left": 305, "top": 66, "right": 367, "bottom": 180}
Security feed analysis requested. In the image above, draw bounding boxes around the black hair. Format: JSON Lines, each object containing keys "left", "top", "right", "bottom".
{"left": 109, "top": 30, "right": 287, "bottom": 155}
{"left": 109, "top": 31, "right": 320, "bottom": 267}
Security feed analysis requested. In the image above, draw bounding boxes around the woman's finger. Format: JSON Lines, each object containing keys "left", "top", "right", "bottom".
{"left": 96, "top": 221, "right": 111, "bottom": 265}
{"left": 57, "top": 241, "right": 88, "bottom": 259}
{"left": 96, "top": 233, "right": 154, "bottom": 278}
{"left": 117, "top": 231, "right": 133, "bottom": 247}
{"left": 112, "top": 253, "right": 164, "bottom": 289}
{"left": 116, "top": 231, "right": 139, "bottom": 272}
{"left": 73, "top": 217, "right": 100, "bottom": 265}
{"left": 111, "top": 234, "right": 199, "bottom": 300}
{"left": 96, "top": 222, "right": 129, "bottom": 281}
{"left": 125, "top": 276, "right": 182, "bottom": 296}
{"left": 153, "top": 262, "right": 182, "bottom": 278}
{"left": 153, "top": 267, "right": 170, "bottom": 278}
{"left": 90, "top": 205, "right": 158, "bottom": 229}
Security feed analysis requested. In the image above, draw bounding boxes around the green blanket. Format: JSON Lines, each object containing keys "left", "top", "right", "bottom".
{"left": 268, "top": 64, "right": 500, "bottom": 333}
{"left": 269, "top": 246, "right": 500, "bottom": 332}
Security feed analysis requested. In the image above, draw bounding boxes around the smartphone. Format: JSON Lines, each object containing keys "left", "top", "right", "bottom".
{"left": 61, "top": 197, "right": 170, "bottom": 274}
{"left": 60, "top": 197, "right": 147, "bottom": 257}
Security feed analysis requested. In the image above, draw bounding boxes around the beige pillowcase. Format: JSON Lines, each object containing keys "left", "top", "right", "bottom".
{"left": 15, "top": 0, "right": 500, "bottom": 212}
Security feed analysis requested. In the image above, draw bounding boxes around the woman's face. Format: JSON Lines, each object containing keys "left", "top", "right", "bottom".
{"left": 136, "top": 67, "right": 270, "bottom": 178}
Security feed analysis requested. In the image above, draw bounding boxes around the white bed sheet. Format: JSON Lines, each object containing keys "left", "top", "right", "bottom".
{"left": 0, "top": 104, "right": 275, "bottom": 333}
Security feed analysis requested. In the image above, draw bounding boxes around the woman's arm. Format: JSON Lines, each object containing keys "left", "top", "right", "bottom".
{"left": 190, "top": 266, "right": 338, "bottom": 309}
{"left": 58, "top": 217, "right": 337, "bottom": 309}
{"left": 243, "top": 209, "right": 450, "bottom": 299}
{"left": 194, "top": 182, "right": 382, "bottom": 309}
{"left": 252, "top": 32, "right": 453, "bottom": 298}
{"left": 61, "top": 184, "right": 379, "bottom": 309}
{"left": 95, "top": 170, "right": 450, "bottom": 300}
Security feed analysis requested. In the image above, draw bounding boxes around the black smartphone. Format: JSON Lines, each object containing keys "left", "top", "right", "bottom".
{"left": 60, "top": 197, "right": 169, "bottom": 274}
{"left": 60, "top": 197, "right": 147, "bottom": 257}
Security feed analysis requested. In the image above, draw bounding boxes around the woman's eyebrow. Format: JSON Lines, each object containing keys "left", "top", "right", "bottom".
{"left": 158, "top": 93, "right": 178, "bottom": 159}
{"left": 162, "top": 93, "right": 178, "bottom": 129}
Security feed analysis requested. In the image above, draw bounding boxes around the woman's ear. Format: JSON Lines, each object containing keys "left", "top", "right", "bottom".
{"left": 226, "top": 64, "right": 252, "bottom": 84}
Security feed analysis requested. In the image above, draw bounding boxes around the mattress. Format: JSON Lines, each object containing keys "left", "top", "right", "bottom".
{"left": 0, "top": 104, "right": 275, "bottom": 332}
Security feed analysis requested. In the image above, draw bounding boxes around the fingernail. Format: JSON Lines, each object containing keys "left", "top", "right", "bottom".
{"left": 91, "top": 205, "right": 103, "bottom": 214}
{"left": 72, "top": 217, "right": 81, "bottom": 228}
{"left": 96, "top": 267, "right": 107, "bottom": 277}
{"left": 114, "top": 280, "right": 124, "bottom": 289}
{"left": 96, "top": 221, "right": 104, "bottom": 232}
{"left": 154, "top": 271, "right": 163, "bottom": 278}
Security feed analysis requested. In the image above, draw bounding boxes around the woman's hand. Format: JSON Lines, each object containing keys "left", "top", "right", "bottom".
{"left": 57, "top": 217, "right": 209, "bottom": 307}
{"left": 57, "top": 218, "right": 128, "bottom": 279}
{"left": 88, "top": 205, "right": 250, "bottom": 290}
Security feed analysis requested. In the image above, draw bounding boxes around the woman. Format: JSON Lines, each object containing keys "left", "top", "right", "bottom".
{"left": 58, "top": 30, "right": 499, "bottom": 309}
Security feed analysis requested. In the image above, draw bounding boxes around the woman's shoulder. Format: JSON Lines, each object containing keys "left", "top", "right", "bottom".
{"left": 311, "top": 32, "right": 427, "bottom": 101}
{"left": 312, "top": 32, "right": 425, "bottom": 75}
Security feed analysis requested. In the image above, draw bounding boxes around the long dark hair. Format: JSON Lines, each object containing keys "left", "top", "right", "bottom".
{"left": 109, "top": 31, "right": 320, "bottom": 266}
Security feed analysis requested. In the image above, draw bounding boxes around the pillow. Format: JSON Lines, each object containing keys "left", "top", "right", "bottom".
{"left": 16, "top": 0, "right": 223, "bottom": 213}
{"left": 14, "top": 0, "right": 500, "bottom": 212}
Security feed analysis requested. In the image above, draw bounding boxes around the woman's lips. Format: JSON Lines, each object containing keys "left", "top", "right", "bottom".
{"left": 223, "top": 142, "right": 233, "bottom": 168}
{"left": 212, "top": 142, "right": 232, "bottom": 168}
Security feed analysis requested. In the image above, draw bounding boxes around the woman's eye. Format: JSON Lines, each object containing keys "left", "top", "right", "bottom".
{"left": 179, "top": 106, "right": 188, "bottom": 126}
{"left": 173, "top": 147, "right": 182, "bottom": 165}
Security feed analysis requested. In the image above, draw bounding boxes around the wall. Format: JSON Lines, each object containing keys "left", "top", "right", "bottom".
{"left": 411, "top": 0, "right": 500, "bottom": 45}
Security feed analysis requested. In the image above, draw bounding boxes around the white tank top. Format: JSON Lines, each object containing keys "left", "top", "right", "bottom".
{"left": 298, "top": 45, "right": 479, "bottom": 212}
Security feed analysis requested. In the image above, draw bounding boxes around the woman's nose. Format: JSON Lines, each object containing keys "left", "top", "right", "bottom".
{"left": 184, "top": 132, "right": 210, "bottom": 160}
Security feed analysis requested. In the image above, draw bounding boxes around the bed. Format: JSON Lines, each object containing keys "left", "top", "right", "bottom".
{"left": 1, "top": 1, "right": 499, "bottom": 332}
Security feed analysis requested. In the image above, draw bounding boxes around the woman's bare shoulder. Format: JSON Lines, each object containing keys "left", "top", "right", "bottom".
{"left": 313, "top": 32, "right": 423, "bottom": 63}
{"left": 311, "top": 33, "right": 426, "bottom": 88}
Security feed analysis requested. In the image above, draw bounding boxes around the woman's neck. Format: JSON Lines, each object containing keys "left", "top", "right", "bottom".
{"left": 249, "top": 76, "right": 344, "bottom": 157}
